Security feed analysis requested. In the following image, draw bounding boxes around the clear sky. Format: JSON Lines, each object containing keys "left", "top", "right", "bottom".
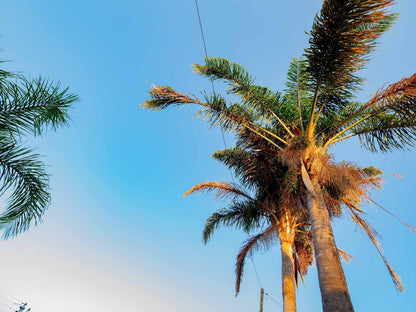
{"left": 0, "top": 0, "right": 415, "bottom": 311}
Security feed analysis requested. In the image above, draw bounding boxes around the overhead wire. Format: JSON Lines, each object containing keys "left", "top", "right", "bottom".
{"left": 193, "top": 1, "right": 282, "bottom": 309}
{"left": 193, "top": 0, "right": 234, "bottom": 183}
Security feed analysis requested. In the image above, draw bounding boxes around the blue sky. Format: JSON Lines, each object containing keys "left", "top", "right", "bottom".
{"left": 0, "top": 0, "right": 415, "bottom": 311}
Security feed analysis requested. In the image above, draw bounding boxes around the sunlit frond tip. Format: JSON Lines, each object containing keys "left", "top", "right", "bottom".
{"left": 142, "top": 85, "right": 201, "bottom": 111}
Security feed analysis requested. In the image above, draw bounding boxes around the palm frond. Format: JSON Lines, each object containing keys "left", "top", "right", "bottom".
{"left": 338, "top": 248, "right": 357, "bottom": 264}
{"left": 143, "top": 85, "right": 286, "bottom": 148}
{"left": 0, "top": 138, "right": 50, "bottom": 238}
{"left": 346, "top": 203, "right": 404, "bottom": 292}
{"left": 363, "top": 194, "right": 416, "bottom": 234}
{"left": 324, "top": 73, "right": 416, "bottom": 150}
{"left": 306, "top": 0, "right": 397, "bottom": 128}
{"left": 0, "top": 77, "right": 78, "bottom": 136}
{"left": 284, "top": 58, "right": 313, "bottom": 131}
{"left": 184, "top": 181, "right": 253, "bottom": 201}
{"left": 203, "top": 200, "right": 265, "bottom": 243}
{"left": 194, "top": 57, "right": 296, "bottom": 135}
{"left": 235, "top": 225, "right": 277, "bottom": 295}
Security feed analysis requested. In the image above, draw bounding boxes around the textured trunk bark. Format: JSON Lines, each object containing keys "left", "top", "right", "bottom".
{"left": 307, "top": 178, "right": 354, "bottom": 312}
{"left": 280, "top": 239, "right": 297, "bottom": 312}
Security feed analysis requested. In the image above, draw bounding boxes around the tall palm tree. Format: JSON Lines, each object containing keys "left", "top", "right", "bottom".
{"left": 0, "top": 64, "right": 78, "bottom": 238}
{"left": 143, "top": 1, "right": 416, "bottom": 310}
{"left": 185, "top": 134, "right": 388, "bottom": 311}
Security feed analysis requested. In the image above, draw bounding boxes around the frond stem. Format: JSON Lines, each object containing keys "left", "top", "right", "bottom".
{"left": 307, "top": 78, "right": 321, "bottom": 138}
{"left": 324, "top": 114, "right": 372, "bottom": 147}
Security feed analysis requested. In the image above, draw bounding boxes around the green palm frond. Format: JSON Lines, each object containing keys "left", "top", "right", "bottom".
{"left": 203, "top": 200, "right": 265, "bottom": 243}
{"left": 284, "top": 58, "right": 313, "bottom": 131}
{"left": 143, "top": 85, "right": 287, "bottom": 148}
{"left": 194, "top": 57, "right": 296, "bottom": 134}
{"left": 0, "top": 137, "right": 50, "bottom": 238}
{"left": 353, "top": 113, "right": 416, "bottom": 152}
{"left": 306, "top": 0, "right": 397, "bottom": 130}
{"left": 0, "top": 77, "right": 78, "bottom": 136}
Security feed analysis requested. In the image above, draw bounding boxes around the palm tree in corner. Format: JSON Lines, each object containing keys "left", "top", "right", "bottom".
{"left": 0, "top": 62, "right": 78, "bottom": 238}
{"left": 143, "top": 1, "right": 416, "bottom": 310}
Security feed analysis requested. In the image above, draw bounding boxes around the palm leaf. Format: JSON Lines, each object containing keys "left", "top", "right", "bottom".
{"left": 184, "top": 181, "right": 253, "bottom": 201}
{"left": 324, "top": 73, "right": 416, "bottom": 150}
{"left": 194, "top": 57, "right": 296, "bottom": 134}
{"left": 143, "top": 85, "right": 287, "bottom": 148}
{"left": 345, "top": 202, "right": 405, "bottom": 292}
{"left": 202, "top": 201, "right": 266, "bottom": 243}
{"left": 0, "top": 77, "right": 78, "bottom": 136}
{"left": 0, "top": 137, "right": 50, "bottom": 238}
{"left": 306, "top": 0, "right": 397, "bottom": 129}
{"left": 235, "top": 225, "right": 277, "bottom": 295}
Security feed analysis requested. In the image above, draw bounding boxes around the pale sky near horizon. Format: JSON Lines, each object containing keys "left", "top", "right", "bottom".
{"left": 0, "top": 0, "right": 415, "bottom": 311}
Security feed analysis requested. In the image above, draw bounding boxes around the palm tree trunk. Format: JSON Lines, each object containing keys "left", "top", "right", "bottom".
{"left": 280, "top": 238, "right": 297, "bottom": 312}
{"left": 307, "top": 178, "right": 354, "bottom": 312}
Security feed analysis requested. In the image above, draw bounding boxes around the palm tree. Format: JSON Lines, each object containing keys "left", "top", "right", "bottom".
{"left": 143, "top": 1, "right": 416, "bottom": 310}
{"left": 185, "top": 135, "right": 387, "bottom": 311}
{"left": 185, "top": 145, "right": 313, "bottom": 312}
{"left": 0, "top": 64, "right": 78, "bottom": 238}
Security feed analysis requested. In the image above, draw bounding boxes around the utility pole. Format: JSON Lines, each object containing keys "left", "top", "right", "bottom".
{"left": 260, "top": 288, "right": 264, "bottom": 312}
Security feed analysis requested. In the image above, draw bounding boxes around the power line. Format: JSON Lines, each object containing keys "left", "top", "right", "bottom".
{"left": 250, "top": 256, "right": 263, "bottom": 289}
{"left": 193, "top": 2, "right": 281, "bottom": 308}
{"left": 250, "top": 256, "right": 282, "bottom": 307}
{"left": 264, "top": 291, "right": 283, "bottom": 307}
{"left": 193, "top": 0, "right": 234, "bottom": 183}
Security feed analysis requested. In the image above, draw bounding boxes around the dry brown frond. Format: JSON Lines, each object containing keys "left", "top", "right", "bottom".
{"left": 367, "top": 73, "right": 416, "bottom": 110}
{"left": 294, "top": 229, "right": 313, "bottom": 277}
{"left": 235, "top": 225, "right": 277, "bottom": 295}
{"left": 347, "top": 205, "right": 405, "bottom": 292}
{"left": 337, "top": 248, "right": 358, "bottom": 264}
{"left": 364, "top": 194, "right": 416, "bottom": 234}
{"left": 184, "top": 181, "right": 253, "bottom": 201}
{"left": 143, "top": 85, "right": 201, "bottom": 109}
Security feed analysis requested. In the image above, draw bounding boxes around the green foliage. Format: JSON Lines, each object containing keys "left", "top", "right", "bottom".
{"left": 284, "top": 58, "right": 312, "bottom": 130}
{"left": 306, "top": 0, "right": 397, "bottom": 111}
{"left": 354, "top": 104, "right": 416, "bottom": 152}
{"left": 203, "top": 200, "right": 265, "bottom": 243}
{"left": 0, "top": 77, "right": 77, "bottom": 136}
{"left": 194, "top": 58, "right": 298, "bottom": 136}
{"left": 0, "top": 137, "right": 49, "bottom": 238}
{"left": 0, "top": 62, "right": 78, "bottom": 238}
{"left": 143, "top": 0, "right": 415, "bottom": 296}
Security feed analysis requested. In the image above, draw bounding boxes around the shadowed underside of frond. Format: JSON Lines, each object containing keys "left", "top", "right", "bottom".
{"left": 202, "top": 200, "right": 265, "bottom": 243}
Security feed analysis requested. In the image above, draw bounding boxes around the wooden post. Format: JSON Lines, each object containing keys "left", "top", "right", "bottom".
{"left": 260, "top": 288, "right": 264, "bottom": 312}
